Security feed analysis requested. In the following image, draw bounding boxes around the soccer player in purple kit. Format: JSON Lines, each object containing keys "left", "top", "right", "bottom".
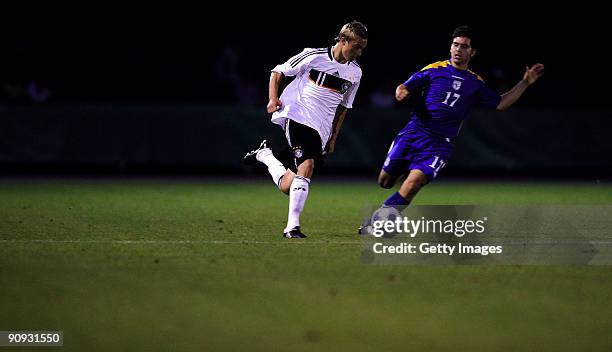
{"left": 360, "top": 25, "right": 544, "bottom": 234}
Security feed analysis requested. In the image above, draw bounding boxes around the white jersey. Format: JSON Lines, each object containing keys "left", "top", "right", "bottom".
{"left": 271, "top": 47, "right": 362, "bottom": 148}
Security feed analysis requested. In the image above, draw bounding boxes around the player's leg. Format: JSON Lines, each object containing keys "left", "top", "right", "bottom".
{"left": 296, "top": 158, "right": 314, "bottom": 178}
{"left": 284, "top": 158, "right": 313, "bottom": 236}
{"left": 244, "top": 140, "right": 293, "bottom": 192}
{"left": 378, "top": 169, "right": 400, "bottom": 189}
{"left": 358, "top": 135, "right": 412, "bottom": 234}
{"left": 378, "top": 133, "right": 412, "bottom": 189}
{"left": 375, "top": 169, "right": 426, "bottom": 221}
{"left": 387, "top": 169, "right": 427, "bottom": 207}
{"left": 283, "top": 120, "right": 320, "bottom": 238}
{"left": 278, "top": 170, "right": 295, "bottom": 195}
{"left": 382, "top": 129, "right": 450, "bottom": 209}
{"left": 359, "top": 169, "right": 427, "bottom": 235}
{"left": 383, "top": 148, "right": 448, "bottom": 209}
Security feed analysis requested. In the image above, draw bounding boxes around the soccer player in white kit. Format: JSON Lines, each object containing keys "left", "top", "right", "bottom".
{"left": 244, "top": 21, "right": 368, "bottom": 238}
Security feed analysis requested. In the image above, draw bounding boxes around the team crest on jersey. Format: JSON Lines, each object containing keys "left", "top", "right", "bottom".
{"left": 341, "top": 82, "right": 352, "bottom": 94}
{"left": 453, "top": 80, "right": 462, "bottom": 90}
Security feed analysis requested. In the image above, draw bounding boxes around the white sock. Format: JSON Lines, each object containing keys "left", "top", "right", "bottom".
{"left": 256, "top": 148, "right": 286, "bottom": 189}
{"left": 285, "top": 175, "right": 310, "bottom": 232}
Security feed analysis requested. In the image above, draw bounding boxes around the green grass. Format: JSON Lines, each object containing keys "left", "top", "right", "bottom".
{"left": 1, "top": 179, "right": 611, "bottom": 351}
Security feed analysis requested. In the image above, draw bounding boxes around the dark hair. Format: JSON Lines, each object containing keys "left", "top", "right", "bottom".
{"left": 452, "top": 25, "right": 477, "bottom": 48}
{"left": 335, "top": 21, "right": 368, "bottom": 42}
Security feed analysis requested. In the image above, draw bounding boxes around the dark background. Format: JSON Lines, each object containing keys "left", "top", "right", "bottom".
{"left": 1, "top": 9, "right": 610, "bottom": 177}
{"left": 2, "top": 10, "right": 607, "bottom": 107}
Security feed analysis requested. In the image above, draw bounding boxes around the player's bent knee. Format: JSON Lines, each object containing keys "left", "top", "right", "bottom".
{"left": 297, "top": 159, "right": 315, "bottom": 178}
{"left": 378, "top": 172, "right": 396, "bottom": 189}
{"left": 278, "top": 171, "right": 295, "bottom": 195}
{"left": 378, "top": 178, "right": 394, "bottom": 189}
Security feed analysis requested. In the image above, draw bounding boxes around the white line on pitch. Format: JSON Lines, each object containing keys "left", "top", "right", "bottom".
{"left": 0, "top": 239, "right": 362, "bottom": 245}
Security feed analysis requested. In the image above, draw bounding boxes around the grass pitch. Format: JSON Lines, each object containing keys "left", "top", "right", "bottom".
{"left": 1, "top": 178, "right": 611, "bottom": 351}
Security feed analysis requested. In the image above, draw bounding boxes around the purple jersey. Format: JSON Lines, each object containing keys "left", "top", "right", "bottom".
{"left": 402, "top": 60, "right": 501, "bottom": 139}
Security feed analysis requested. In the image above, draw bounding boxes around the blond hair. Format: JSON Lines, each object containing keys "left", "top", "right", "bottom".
{"left": 334, "top": 21, "right": 368, "bottom": 42}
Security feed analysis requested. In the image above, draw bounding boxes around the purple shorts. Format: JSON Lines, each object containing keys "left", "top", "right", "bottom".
{"left": 382, "top": 125, "right": 453, "bottom": 182}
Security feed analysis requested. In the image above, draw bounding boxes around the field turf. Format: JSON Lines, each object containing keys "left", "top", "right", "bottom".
{"left": 1, "top": 178, "right": 611, "bottom": 351}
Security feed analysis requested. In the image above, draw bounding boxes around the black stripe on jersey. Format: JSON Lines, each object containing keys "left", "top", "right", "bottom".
{"left": 290, "top": 49, "right": 326, "bottom": 68}
{"left": 308, "top": 69, "right": 353, "bottom": 94}
{"left": 327, "top": 47, "right": 333, "bottom": 60}
{"left": 349, "top": 61, "right": 361, "bottom": 68}
{"left": 290, "top": 49, "right": 323, "bottom": 66}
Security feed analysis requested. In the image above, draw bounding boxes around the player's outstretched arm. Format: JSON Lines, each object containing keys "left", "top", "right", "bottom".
{"left": 497, "top": 63, "right": 545, "bottom": 111}
{"left": 395, "top": 84, "right": 410, "bottom": 101}
{"left": 267, "top": 71, "right": 284, "bottom": 113}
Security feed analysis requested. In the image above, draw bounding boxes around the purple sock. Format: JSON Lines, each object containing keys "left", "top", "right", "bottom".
{"left": 383, "top": 192, "right": 410, "bottom": 209}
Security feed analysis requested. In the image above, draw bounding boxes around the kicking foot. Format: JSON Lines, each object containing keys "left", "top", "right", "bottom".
{"left": 243, "top": 140, "right": 271, "bottom": 165}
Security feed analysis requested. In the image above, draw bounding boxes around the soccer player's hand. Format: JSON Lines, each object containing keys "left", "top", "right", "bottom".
{"left": 267, "top": 98, "right": 282, "bottom": 113}
{"left": 523, "top": 63, "right": 545, "bottom": 85}
{"left": 323, "top": 139, "right": 336, "bottom": 157}
{"left": 395, "top": 84, "right": 409, "bottom": 101}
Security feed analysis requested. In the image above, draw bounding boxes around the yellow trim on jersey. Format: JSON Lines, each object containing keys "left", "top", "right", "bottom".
{"left": 420, "top": 59, "right": 486, "bottom": 82}
{"left": 420, "top": 60, "right": 451, "bottom": 71}
{"left": 468, "top": 69, "right": 485, "bottom": 82}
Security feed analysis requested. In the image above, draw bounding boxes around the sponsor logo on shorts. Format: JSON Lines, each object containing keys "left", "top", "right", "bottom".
{"left": 293, "top": 148, "right": 304, "bottom": 158}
